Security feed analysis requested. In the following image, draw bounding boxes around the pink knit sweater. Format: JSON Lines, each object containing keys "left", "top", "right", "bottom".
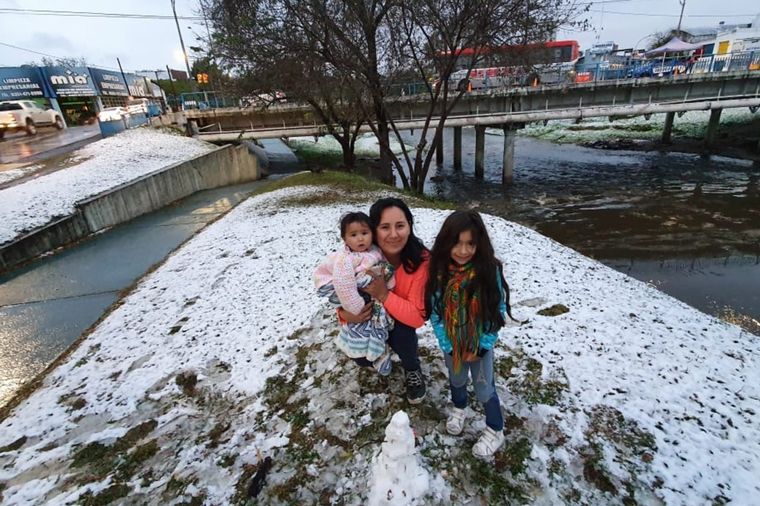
{"left": 314, "top": 244, "right": 385, "bottom": 315}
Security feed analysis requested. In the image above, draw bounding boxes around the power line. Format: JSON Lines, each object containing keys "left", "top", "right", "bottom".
{"left": 588, "top": 9, "right": 756, "bottom": 19}
{"left": 0, "top": 7, "right": 203, "bottom": 21}
{"left": 0, "top": 41, "right": 123, "bottom": 72}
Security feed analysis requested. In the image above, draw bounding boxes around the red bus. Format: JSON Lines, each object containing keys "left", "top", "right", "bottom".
{"left": 450, "top": 40, "right": 580, "bottom": 70}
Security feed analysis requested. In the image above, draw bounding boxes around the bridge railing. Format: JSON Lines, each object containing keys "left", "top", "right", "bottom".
{"left": 391, "top": 50, "right": 760, "bottom": 96}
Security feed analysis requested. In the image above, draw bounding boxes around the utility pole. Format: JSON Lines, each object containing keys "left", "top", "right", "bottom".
{"left": 677, "top": 0, "right": 686, "bottom": 33}
{"left": 170, "top": 0, "right": 193, "bottom": 83}
{"left": 116, "top": 57, "right": 130, "bottom": 96}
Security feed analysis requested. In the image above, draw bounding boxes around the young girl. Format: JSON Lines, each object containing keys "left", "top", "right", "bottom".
{"left": 314, "top": 212, "right": 395, "bottom": 375}
{"left": 425, "top": 210, "right": 515, "bottom": 458}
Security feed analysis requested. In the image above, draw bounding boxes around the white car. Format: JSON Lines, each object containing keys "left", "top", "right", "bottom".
{"left": 98, "top": 107, "right": 130, "bottom": 122}
{"left": 0, "top": 100, "right": 65, "bottom": 138}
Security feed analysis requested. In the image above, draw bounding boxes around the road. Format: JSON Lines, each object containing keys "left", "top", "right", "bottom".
{"left": 0, "top": 124, "right": 101, "bottom": 171}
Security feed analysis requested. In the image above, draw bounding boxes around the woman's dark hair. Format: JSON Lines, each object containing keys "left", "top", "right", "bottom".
{"left": 339, "top": 212, "right": 372, "bottom": 239}
{"left": 425, "top": 210, "right": 516, "bottom": 332}
{"left": 369, "top": 197, "right": 428, "bottom": 274}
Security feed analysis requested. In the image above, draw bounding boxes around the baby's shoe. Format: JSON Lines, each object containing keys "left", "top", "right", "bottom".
{"left": 472, "top": 427, "right": 504, "bottom": 458}
{"left": 446, "top": 407, "right": 466, "bottom": 435}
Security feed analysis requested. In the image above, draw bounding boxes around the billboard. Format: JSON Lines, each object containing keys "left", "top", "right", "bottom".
{"left": 41, "top": 66, "right": 97, "bottom": 98}
{"left": 89, "top": 67, "right": 129, "bottom": 97}
{"left": 125, "top": 73, "right": 151, "bottom": 97}
{"left": 0, "top": 67, "right": 48, "bottom": 100}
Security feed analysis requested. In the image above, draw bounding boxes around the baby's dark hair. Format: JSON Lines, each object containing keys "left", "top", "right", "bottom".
{"left": 339, "top": 212, "right": 372, "bottom": 239}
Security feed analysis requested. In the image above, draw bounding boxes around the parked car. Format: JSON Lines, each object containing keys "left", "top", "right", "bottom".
{"left": 0, "top": 100, "right": 65, "bottom": 138}
{"left": 97, "top": 107, "right": 130, "bottom": 122}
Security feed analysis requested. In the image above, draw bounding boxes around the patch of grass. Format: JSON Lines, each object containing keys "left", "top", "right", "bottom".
{"left": 71, "top": 419, "right": 158, "bottom": 480}
{"left": 165, "top": 476, "right": 189, "bottom": 496}
{"left": 0, "top": 435, "right": 26, "bottom": 453}
{"left": 79, "top": 483, "right": 131, "bottom": 506}
{"left": 176, "top": 371, "right": 198, "bottom": 396}
{"left": 218, "top": 453, "right": 237, "bottom": 468}
{"left": 496, "top": 437, "right": 533, "bottom": 475}
{"left": 113, "top": 419, "right": 158, "bottom": 452}
{"left": 252, "top": 170, "right": 454, "bottom": 210}
{"left": 537, "top": 304, "right": 570, "bottom": 317}
{"left": 115, "top": 439, "right": 159, "bottom": 480}
{"left": 264, "top": 346, "right": 278, "bottom": 357}
{"left": 580, "top": 405, "right": 658, "bottom": 498}
{"left": 71, "top": 442, "right": 110, "bottom": 471}
{"left": 205, "top": 421, "right": 231, "bottom": 449}
{"left": 500, "top": 352, "right": 569, "bottom": 406}
{"left": 232, "top": 463, "right": 258, "bottom": 505}
{"left": 463, "top": 449, "right": 530, "bottom": 504}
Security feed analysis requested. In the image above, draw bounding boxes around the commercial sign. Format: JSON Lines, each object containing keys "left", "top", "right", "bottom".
{"left": 88, "top": 67, "right": 129, "bottom": 97}
{"left": 125, "top": 73, "right": 151, "bottom": 97}
{"left": 42, "top": 66, "right": 97, "bottom": 97}
{"left": 0, "top": 67, "right": 48, "bottom": 100}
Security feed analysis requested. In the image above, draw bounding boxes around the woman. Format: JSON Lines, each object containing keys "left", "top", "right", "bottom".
{"left": 338, "top": 197, "right": 429, "bottom": 404}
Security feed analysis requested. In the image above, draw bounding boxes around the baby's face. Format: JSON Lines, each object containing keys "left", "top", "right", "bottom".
{"left": 344, "top": 222, "right": 372, "bottom": 252}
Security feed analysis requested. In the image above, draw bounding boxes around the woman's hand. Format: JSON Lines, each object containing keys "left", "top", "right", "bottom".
{"left": 339, "top": 302, "right": 373, "bottom": 323}
{"left": 362, "top": 274, "right": 389, "bottom": 303}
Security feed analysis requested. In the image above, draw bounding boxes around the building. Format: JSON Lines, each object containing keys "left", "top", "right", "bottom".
{"left": 0, "top": 65, "right": 165, "bottom": 126}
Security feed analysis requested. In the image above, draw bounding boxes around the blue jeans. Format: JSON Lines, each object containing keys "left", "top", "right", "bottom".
{"left": 353, "top": 321, "right": 420, "bottom": 371}
{"left": 444, "top": 349, "right": 503, "bottom": 431}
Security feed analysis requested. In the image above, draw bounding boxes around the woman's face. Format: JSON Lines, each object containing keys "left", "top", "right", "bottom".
{"left": 375, "top": 206, "right": 410, "bottom": 258}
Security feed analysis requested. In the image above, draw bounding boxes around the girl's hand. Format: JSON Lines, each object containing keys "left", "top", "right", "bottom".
{"left": 339, "top": 303, "right": 373, "bottom": 323}
{"left": 362, "top": 274, "right": 389, "bottom": 303}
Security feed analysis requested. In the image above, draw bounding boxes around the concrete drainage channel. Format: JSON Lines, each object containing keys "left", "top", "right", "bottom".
{"left": 0, "top": 144, "right": 277, "bottom": 408}
{"left": 0, "top": 143, "right": 265, "bottom": 273}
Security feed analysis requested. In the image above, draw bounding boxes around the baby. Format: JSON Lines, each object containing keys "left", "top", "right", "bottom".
{"left": 314, "top": 212, "right": 394, "bottom": 374}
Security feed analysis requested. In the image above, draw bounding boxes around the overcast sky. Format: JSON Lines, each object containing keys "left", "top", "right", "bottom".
{"left": 0, "top": 0, "right": 759, "bottom": 72}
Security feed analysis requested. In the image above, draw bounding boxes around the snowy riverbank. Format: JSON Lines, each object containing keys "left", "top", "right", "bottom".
{"left": 0, "top": 128, "right": 212, "bottom": 246}
{"left": 0, "top": 182, "right": 757, "bottom": 504}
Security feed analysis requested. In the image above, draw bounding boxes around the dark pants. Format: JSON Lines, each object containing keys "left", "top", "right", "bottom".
{"left": 353, "top": 321, "right": 420, "bottom": 371}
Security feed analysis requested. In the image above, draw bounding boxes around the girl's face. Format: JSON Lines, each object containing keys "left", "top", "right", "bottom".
{"left": 344, "top": 221, "right": 372, "bottom": 252}
{"left": 450, "top": 230, "right": 476, "bottom": 265}
{"left": 375, "top": 207, "right": 410, "bottom": 258}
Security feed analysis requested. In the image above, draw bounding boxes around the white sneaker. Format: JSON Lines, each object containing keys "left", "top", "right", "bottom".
{"left": 472, "top": 427, "right": 505, "bottom": 458}
{"left": 446, "top": 407, "right": 466, "bottom": 435}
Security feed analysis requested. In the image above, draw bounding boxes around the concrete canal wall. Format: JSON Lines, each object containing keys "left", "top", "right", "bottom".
{"left": 0, "top": 144, "right": 264, "bottom": 273}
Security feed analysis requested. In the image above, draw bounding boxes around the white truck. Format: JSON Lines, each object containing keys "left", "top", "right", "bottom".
{"left": 0, "top": 100, "right": 65, "bottom": 139}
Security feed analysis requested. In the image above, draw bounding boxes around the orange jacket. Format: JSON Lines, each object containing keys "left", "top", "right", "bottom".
{"left": 384, "top": 256, "right": 429, "bottom": 329}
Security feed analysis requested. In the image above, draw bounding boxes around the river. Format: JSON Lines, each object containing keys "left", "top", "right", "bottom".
{"left": 294, "top": 128, "right": 760, "bottom": 333}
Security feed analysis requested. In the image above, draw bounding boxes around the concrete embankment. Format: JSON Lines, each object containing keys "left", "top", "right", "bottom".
{"left": 0, "top": 144, "right": 264, "bottom": 273}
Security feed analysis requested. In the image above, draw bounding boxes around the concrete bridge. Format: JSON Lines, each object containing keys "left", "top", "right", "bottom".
{"left": 185, "top": 70, "right": 760, "bottom": 183}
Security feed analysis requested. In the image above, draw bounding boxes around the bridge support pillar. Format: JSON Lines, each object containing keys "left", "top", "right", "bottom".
{"left": 475, "top": 125, "right": 486, "bottom": 178}
{"left": 453, "top": 126, "right": 462, "bottom": 170}
{"left": 502, "top": 124, "right": 524, "bottom": 185}
{"left": 662, "top": 112, "right": 675, "bottom": 144}
{"left": 705, "top": 108, "right": 722, "bottom": 148}
{"left": 435, "top": 128, "right": 444, "bottom": 165}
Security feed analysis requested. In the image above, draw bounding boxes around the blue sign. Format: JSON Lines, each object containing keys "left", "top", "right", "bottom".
{"left": 88, "top": 67, "right": 129, "bottom": 97}
{"left": 0, "top": 67, "right": 48, "bottom": 100}
{"left": 41, "top": 66, "right": 97, "bottom": 98}
{"left": 124, "top": 73, "right": 151, "bottom": 97}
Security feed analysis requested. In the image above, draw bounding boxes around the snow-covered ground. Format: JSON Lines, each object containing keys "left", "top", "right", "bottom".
{"left": 520, "top": 108, "right": 758, "bottom": 145}
{"left": 0, "top": 128, "right": 212, "bottom": 246}
{"left": 0, "top": 182, "right": 756, "bottom": 505}
{"left": 287, "top": 132, "right": 412, "bottom": 158}
{"left": 0, "top": 164, "right": 42, "bottom": 186}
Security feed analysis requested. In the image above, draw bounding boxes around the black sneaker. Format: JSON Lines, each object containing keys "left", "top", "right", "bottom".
{"left": 405, "top": 369, "right": 426, "bottom": 404}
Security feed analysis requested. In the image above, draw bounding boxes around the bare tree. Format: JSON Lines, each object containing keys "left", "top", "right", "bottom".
{"left": 205, "top": 0, "right": 584, "bottom": 192}
{"left": 203, "top": 0, "right": 366, "bottom": 171}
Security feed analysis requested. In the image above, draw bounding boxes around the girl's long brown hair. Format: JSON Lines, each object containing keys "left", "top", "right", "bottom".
{"left": 425, "top": 211, "right": 515, "bottom": 331}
